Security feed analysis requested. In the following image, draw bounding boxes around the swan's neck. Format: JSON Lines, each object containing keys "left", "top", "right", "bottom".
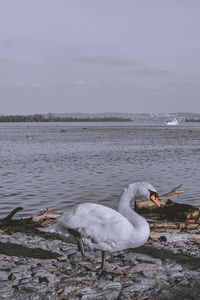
{"left": 118, "top": 182, "right": 150, "bottom": 245}
{"left": 118, "top": 182, "right": 141, "bottom": 216}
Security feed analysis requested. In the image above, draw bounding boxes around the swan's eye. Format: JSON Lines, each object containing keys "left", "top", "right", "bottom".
{"left": 149, "top": 190, "right": 159, "bottom": 198}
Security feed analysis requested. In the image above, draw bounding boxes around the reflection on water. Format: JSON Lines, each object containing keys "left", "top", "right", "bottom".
{"left": 0, "top": 122, "right": 200, "bottom": 217}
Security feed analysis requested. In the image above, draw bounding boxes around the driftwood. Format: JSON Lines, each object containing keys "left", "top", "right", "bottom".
{"left": 0, "top": 207, "right": 199, "bottom": 244}
{"left": 150, "top": 231, "right": 200, "bottom": 244}
{"left": 135, "top": 184, "right": 200, "bottom": 223}
{"left": 0, "top": 207, "right": 60, "bottom": 225}
{"left": 148, "top": 219, "right": 200, "bottom": 230}
{"left": 23, "top": 208, "right": 61, "bottom": 226}
{"left": 0, "top": 208, "right": 61, "bottom": 236}
{"left": 23, "top": 209, "right": 200, "bottom": 230}
{"left": 2, "top": 207, "right": 199, "bottom": 230}
{"left": 2, "top": 207, "right": 23, "bottom": 222}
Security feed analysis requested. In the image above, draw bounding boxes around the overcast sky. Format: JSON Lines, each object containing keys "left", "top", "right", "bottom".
{"left": 0, "top": 0, "right": 200, "bottom": 114}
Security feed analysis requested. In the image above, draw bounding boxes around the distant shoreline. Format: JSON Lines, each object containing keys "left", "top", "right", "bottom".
{"left": 185, "top": 118, "right": 200, "bottom": 122}
{"left": 0, "top": 114, "right": 132, "bottom": 123}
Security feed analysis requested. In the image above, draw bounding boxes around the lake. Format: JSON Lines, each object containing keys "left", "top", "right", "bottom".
{"left": 0, "top": 122, "right": 199, "bottom": 218}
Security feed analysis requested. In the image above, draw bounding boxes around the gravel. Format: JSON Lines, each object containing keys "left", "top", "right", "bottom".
{"left": 0, "top": 229, "right": 199, "bottom": 300}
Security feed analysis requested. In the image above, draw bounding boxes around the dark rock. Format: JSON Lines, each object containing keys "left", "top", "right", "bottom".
{"left": 159, "top": 235, "right": 167, "bottom": 242}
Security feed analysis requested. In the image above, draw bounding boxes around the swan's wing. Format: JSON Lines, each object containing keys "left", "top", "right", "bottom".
{"left": 56, "top": 203, "right": 135, "bottom": 252}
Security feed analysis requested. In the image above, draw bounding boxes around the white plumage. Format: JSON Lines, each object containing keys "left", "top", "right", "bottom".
{"left": 41, "top": 181, "right": 160, "bottom": 269}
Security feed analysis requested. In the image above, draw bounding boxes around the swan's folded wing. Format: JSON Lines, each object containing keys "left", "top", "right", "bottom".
{"left": 57, "top": 203, "right": 135, "bottom": 252}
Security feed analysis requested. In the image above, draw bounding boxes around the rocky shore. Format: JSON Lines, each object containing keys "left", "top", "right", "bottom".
{"left": 0, "top": 224, "right": 199, "bottom": 300}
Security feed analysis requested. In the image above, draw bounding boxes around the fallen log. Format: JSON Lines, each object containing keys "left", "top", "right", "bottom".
{"left": 160, "top": 199, "right": 200, "bottom": 222}
{"left": 147, "top": 219, "right": 200, "bottom": 230}
{"left": 135, "top": 198, "right": 200, "bottom": 223}
{"left": 135, "top": 184, "right": 200, "bottom": 223}
{"left": 150, "top": 231, "right": 200, "bottom": 244}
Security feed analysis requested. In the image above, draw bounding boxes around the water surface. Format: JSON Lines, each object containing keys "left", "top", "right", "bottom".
{"left": 0, "top": 122, "right": 199, "bottom": 217}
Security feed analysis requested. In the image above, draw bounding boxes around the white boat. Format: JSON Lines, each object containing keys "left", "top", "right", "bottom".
{"left": 164, "top": 119, "right": 179, "bottom": 126}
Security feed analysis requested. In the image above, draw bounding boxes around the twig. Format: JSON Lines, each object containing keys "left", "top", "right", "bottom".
{"left": 159, "top": 184, "right": 184, "bottom": 199}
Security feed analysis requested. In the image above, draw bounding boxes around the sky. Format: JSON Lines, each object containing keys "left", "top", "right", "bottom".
{"left": 0, "top": 0, "right": 200, "bottom": 114}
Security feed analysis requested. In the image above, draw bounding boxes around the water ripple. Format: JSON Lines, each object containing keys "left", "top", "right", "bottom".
{"left": 0, "top": 122, "right": 200, "bottom": 217}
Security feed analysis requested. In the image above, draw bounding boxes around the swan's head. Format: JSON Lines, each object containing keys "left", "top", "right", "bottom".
{"left": 137, "top": 182, "right": 160, "bottom": 207}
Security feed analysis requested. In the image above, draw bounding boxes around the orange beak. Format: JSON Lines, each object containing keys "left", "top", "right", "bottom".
{"left": 150, "top": 195, "right": 160, "bottom": 207}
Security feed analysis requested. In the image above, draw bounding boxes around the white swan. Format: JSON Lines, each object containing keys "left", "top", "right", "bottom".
{"left": 41, "top": 182, "right": 160, "bottom": 270}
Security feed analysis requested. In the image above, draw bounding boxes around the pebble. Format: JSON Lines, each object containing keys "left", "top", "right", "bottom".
{"left": 0, "top": 230, "right": 199, "bottom": 299}
{"left": 136, "top": 255, "right": 162, "bottom": 265}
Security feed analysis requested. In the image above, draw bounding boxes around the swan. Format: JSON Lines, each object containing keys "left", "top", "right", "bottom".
{"left": 40, "top": 182, "right": 160, "bottom": 270}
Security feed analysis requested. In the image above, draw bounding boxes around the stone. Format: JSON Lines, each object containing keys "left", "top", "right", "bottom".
{"left": 0, "top": 271, "right": 9, "bottom": 281}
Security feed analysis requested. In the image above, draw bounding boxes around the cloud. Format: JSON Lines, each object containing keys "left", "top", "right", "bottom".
{"left": 135, "top": 68, "right": 177, "bottom": 78}
{"left": 76, "top": 55, "right": 177, "bottom": 80}
{"left": 76, "top": 56, "right": 140, "bottom": 68}
{"left": 0, "top": 55, "right": 18, "bottom": 66}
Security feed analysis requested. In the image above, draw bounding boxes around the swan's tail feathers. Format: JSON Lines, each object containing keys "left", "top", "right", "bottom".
{"left": 38, "top": 224, "right": 70, "bottom": 238}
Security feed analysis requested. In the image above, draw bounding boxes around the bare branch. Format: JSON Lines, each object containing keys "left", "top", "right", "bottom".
{"left": 3, "top": 207, "right": 23, "bottom": 222}
{"left": 159, "top": 184, "right": 184, "bottom": 198}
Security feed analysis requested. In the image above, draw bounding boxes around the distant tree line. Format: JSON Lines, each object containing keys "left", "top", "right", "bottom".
{"left": 0, "top": 114, "right": 132, "bottom": 122}
{"left": 185, "top": 118, "right": 200, "bottom": 122}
